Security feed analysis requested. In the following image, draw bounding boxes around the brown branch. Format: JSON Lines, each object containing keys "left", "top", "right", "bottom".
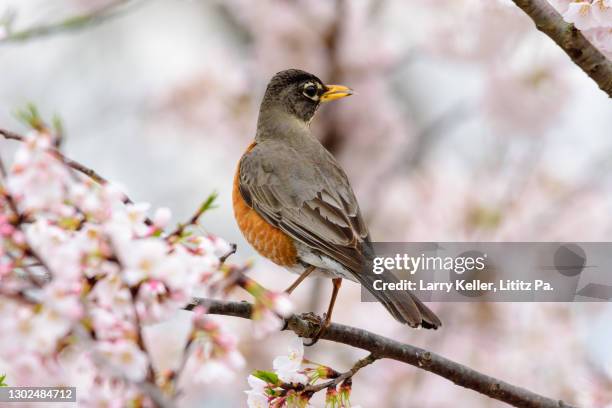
{"left": 305, "top": 353, "right": 378, "bottom": 393}
{"left": 5, "top": 251, "right": 47, "bottom": 288}
{"left": 129, "top": 285, "right": 156, "bottom": 383}
{"left": 1, "top": 128, "right": 108, "bottom": 185}
{"left": 0, "top": 1, "right": 141, "bottom": 45}
{"left": 219, "top": 243, "right": 237, "bottom": 264}
{"left": 187, "top": 298, "right": 578, "bottom": 408}
{"left": 136, "top": 381, "right": 175, "bottom": 408}
{"left": 511, "top": 0, "right": 612, "bottom": 97}
{"left": 74, "top": 324, "right": 175, "bottom": 408}
{"left": 0, "top": 155, "right": 20, "bottom": 217}
{"left": 0, "top": 128, "right": 152, "bottom": 225}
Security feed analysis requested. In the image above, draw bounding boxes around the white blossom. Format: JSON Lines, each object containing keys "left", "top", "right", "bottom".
{"left": 272, "top": 335, "right": 308, "bottom": 384}
{"left": 153, "top": 207, "right": 172, "bottom": 228}
{"left": 95, "top": 340, "right": 149, "bottom": 382}
{"left": 564, "top": 2, "right": 599, "bottom": 30}
{"left": 247, "top": 391, "right": 270, "bottom": 408}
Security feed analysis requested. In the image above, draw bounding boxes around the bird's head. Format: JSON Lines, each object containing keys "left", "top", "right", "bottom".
{"left": 259, "top": 69, "right": 353, "bottom": 123}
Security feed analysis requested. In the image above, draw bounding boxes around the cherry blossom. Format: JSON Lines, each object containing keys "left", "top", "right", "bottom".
{"left": 153, "top": 207, "right": 172, "bottom": 229}
{"left": 252, "top": 308, "right": 285, "bottom": 339}
{"left": 2, "top": 0, "right": 609, "bottom": 404}
{"left": 95, "top": 340, "right": 149, "bottom": 382}
{"left": 564, "top": 1, "right": 600, "bottom": 30}
{"left": 246, "top": 334, "right": 360, "bottom": 407}
{"left": 272, "top": 336, "right": 308, "bottom": 384}
{"left": 0, "top": 128, "right": 290, "bottom": 403}
{"left": 558, "top": 0, "right": 612, "bottom": 58}
{"left": 174, "top": 307, "right": 246, "bottom": 386}
{"left": 247, "top": 376, "right": 271, "bottom": 408}
{"left": 247, "top": 392, "right": 270, "bottom": 408}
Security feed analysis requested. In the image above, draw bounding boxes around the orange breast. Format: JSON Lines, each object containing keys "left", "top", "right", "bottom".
{"left": 233, "top": 143, "right": 298, "bottom": 266}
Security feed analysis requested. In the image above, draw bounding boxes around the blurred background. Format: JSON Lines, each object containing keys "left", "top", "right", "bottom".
{"left": 1, "top": 0, "right": 611, "bottom": 406}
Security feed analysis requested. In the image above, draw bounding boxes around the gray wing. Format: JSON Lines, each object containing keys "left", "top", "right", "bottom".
{"left": 239, "top": 142, "right": 370, "bottom": 274}
{"left": 239, "top": 141, "right": 442, "bottom": 329}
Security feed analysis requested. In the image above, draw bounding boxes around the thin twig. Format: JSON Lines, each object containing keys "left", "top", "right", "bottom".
{"left": 106, "top": 237, "right": 157, "bottom": 384}
{"left": 74, "top": 324, "right": 175, "bottom": 408}
{"left": 136, "top": 381, "right": 175, "bottom": 408}
{"left": 187, "top": 298, "right": 578, "bottom": 408}
{"left": 0, "top": 128, "right": 152, "bottom": 225}
{"left": 5, "top": 251, "right": 46, "bottom": 288}
{"left": 0, "top": 128, "right": 22, "bottom": 142}
{"left": 219, "top": 243, "right": 237, "bottom": 265}
{"left": 1, "top": 128, "right": 106, "bottom": 184}
{"left": 0, "top": 155, "right": 21, "bottom": 218}
{"left": 167, "top": 192, "right": 218, "bottom": 239}
{"left": 0, "top": 1, "right": 142, "bottom": 45}
{"left": 305, "top": 353, "right": 378, "bottom": 393}
{"left": 170, "top": 336, "right": 194, "bottom": 396}
{"left": 130, "top": 285, "right": 156, "bottom": 384}
{"left": 511, "top": 0, "right": 612, "bottom": 98}
{"left": 0, "top": 155, "right": 54, "bottom": 282}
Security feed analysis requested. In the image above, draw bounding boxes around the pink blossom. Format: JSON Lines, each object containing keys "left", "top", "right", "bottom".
{"left": 136, "top": 279, "right": 189, "bottom": 324}
{"left": 119, "top": 238, "right": 168, "bottom": 286}
{"left": 0, "top": 261, "right": 12, "bottom": 278}
{"left": 40, "top": 280, "right": 84, "bottom": 320}
{"left": 182, "top": 343, "right": 246, "bottom": 384}
{"left": 153, "top": 207, "right": 172, "bottom": 229}
{"left": 548, "top": 0, "right": 572, "bottom": 14}
{"left": 564, "top": 2, "right": 600, "bottom": 30}
{"left": 7, "top": 134, "right": 71, "bottom": 213}
{"left": 592, "top": 0, "right": 612, "bottom": 27}
{"left": 252, "top": 308, "right": 284, "bottom": 339}
{"left": 181, "top": 314, "right": 246, "bottom": 384}
{"left": 0, "top": 128, "right": 254, "bottom": 403}
{"left": 0, "top": 304, "right": 72, "bottom": 355}
{"left": 95, "top": 340, "right": 149, "bottom": 382}
{"left": 587, "top": 27, "right": 612, "bottom": 56}
{"left": 246, "top": 374, "right": 268, "bottom": 397}
{"left": 247, "top": 390, "right": 270, "bottom": 408}
{"left": 0, "top": 222, "right": 14, "bottom": 236}
{"left": 270, "top": 292, "right": 293, "bottom": 317}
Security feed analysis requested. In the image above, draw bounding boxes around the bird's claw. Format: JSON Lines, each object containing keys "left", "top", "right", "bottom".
{"left": 301, "top": 312, "right": 328, "bottom": 347}
{"left": 300, "top": 312, "right": 323, "bottom": 324}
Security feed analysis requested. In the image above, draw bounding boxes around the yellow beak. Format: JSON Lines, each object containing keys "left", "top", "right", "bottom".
{"left": 320, "top": 84, "right": 353, "bottom": 102}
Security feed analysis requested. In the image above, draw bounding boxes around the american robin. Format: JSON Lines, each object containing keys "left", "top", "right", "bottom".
{"left": 233, "top": 69, "right": 441, "bottom": 344}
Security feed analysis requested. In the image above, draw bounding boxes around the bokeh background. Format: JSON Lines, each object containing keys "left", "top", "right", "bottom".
{"left": 1, "top": 0, "right": 611, "bottom": 406}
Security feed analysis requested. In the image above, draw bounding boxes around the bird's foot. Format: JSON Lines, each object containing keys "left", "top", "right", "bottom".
{"left": 302, "top": 312, "right": 329, "bottom": 347}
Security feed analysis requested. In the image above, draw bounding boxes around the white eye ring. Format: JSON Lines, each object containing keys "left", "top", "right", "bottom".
{"left": 302, "top": 82, "right": 319, "bottom": 101}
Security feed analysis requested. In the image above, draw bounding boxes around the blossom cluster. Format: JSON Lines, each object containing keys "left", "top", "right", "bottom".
{"left": 0, "top": 128, "right": 291, "bottom": 406}
{"left": 246, "top": 335, "right": 359, "bottom": 408}
{"left": 552, "top": 0, "right": 612, "bottom": 58}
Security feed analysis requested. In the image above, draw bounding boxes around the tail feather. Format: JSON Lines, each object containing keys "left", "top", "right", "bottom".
{"left": 354, "top": 267, "right": 442, "bottom": 329}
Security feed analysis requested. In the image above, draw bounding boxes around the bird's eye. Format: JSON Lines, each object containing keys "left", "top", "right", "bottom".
{"left": 302, "top": 83, "right": 318, "bottom": 100}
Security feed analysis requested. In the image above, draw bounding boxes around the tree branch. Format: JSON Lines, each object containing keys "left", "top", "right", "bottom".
{"left": 511, "top": 0, "right": 612, "bottom": 98}
{"left": 0, "top": 1, "right": 141, "bottom": 45}
{"left": 1, "top": 128, "right": 108, "bottom": 185}
{"left": 305, "top": 353, "right": 378, "bottom": 393}
{"left": 187, "top": 298, "right": 577, "bottom": 408}
{"left": 0, "top": 127, "right": 152, "bottom": 225}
